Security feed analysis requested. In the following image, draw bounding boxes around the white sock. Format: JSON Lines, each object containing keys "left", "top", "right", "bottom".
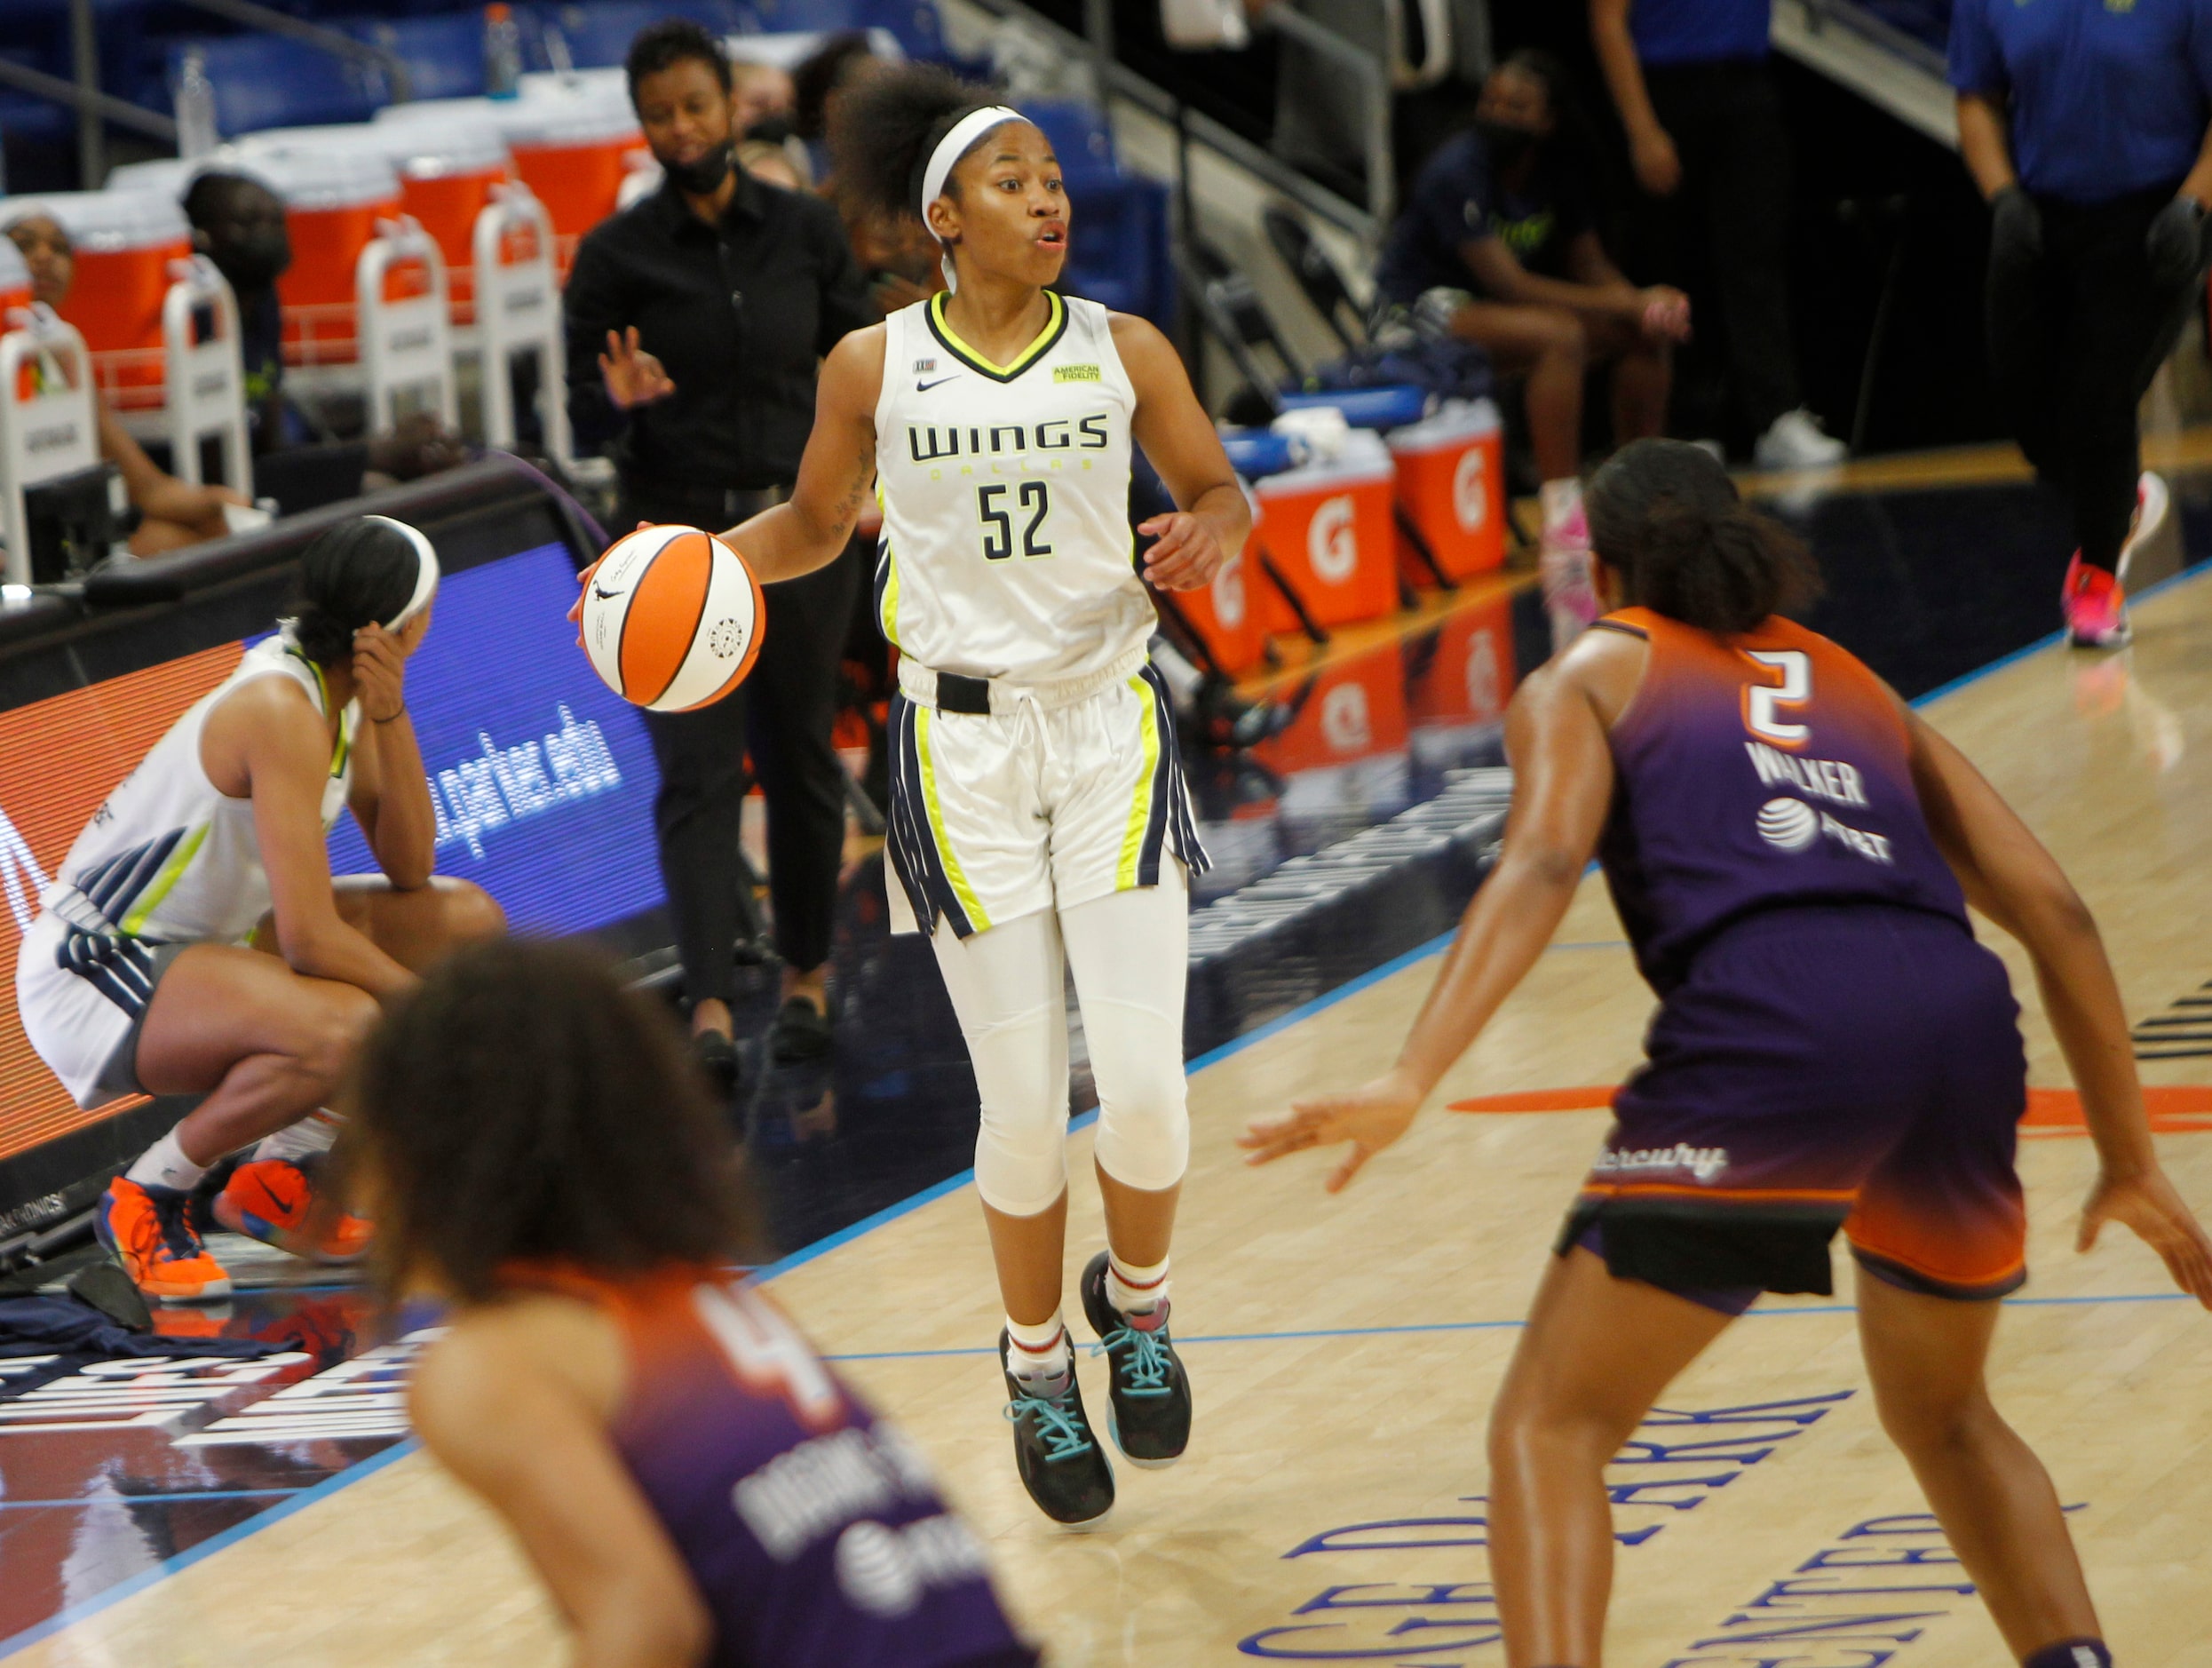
{"left": 1106, "top": 1251, "right": 1169, "bottom": 1322}
{"left": 126, "top": 1128, "right": 210, "bottom": 1195}
{"left": 254, "top": 1109, "right": 341, "bottom": 1165}
{"left": 1005, "top": 1312, "right": 1071, "bottom": 1381}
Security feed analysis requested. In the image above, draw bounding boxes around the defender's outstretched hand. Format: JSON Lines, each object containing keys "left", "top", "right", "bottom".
{"left": 1240, "top": 1071, "right": 1423, "bottom": 1194}
{"left": 2078, "top": 1165, "right": 2212, "bottom": 1308}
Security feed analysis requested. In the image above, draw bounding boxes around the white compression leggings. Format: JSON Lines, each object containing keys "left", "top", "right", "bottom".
{"left": 930, "top": 862, "right": 1191, "bottom": 1216}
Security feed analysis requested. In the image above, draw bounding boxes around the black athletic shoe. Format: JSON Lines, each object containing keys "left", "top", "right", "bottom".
{"left": 999, "top": 1331, "right": 1114, "bottom": 1527}
{"left": 691, "top": 1029, "right": 741, "bottom": 1099}
{"left": 769, "top": 995, "right": 833, "bottom": 1063}
{"left": 1078, "top": 1251, "right": 1192, "bottom": 1468}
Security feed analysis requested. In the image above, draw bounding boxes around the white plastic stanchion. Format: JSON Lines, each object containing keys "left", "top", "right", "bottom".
{"left": 0, "top": 306, "right": 102, "bottom": 584}
{"left": 160, "top": 255, "right": 252, "bottom": 500}
{"left": 472, "top": 181, "right": 569, "bottom": 464}
{"left": 355, "top": 215, "right": 457, "bottom": 433}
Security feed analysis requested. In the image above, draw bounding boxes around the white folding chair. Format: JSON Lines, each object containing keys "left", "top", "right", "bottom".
{"left": 0, "top": 306, "right": 103, "bottom": 584}
{"left": 161, "top": 255, "right": 253, "bottom": 500}
{"left": 472, "top": 181, "right": 571, "bottom": 465}
{"left": 357, "top": 215, "right": 458, "bottom": 433}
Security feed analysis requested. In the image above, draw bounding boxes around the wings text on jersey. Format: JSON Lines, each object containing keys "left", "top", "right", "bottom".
{"left": 906, "top": 415, "right": 1113, "bottom": 464}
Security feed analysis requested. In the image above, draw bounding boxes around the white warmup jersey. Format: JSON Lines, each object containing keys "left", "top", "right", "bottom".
{"left": 872, "top": 291, "right": 1155, "bottom": 685}
{"left": 871, "top": 292, "right": 1206, "bottom": 939}
{"left": 18, "top": 633, "right": 358, "bottom": 1104}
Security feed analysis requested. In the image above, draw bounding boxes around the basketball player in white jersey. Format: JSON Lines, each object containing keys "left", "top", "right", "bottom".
{"left": 678, "top": 68, "right": 1249, "bottom": 1524}
{"left": 17, "top": 517, "right": 503, "bottom": 1301}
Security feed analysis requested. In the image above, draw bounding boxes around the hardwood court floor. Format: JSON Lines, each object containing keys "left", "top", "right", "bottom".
{"left": 15, "top": 576, "right": 2212, "bottom": 1665}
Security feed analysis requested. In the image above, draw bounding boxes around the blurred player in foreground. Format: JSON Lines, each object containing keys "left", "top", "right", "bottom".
{"left": 357, "top": 938, "right": 1036, "bottom": 1668}
{"left": 1245, "top": 439, "right": 2212, "bottom": 1668}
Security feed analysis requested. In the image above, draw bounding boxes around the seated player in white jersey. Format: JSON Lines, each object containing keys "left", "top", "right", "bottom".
{"left": 16, "top": 516, "right": 504, "bottom": 1301}
{"left": 665, "top": 68, "right": 1250, "bottom": 1525}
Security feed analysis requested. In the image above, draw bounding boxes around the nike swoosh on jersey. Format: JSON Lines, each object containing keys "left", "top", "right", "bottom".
{"left": 916, "top": 375, "right": 960, "bottom": 392}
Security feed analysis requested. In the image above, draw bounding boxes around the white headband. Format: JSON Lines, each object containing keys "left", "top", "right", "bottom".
{"left": 918, "top": 105, "right": 1024, "bottom": 293}
{"left": 363, "top": 514, "right": 440, "bottom": 630}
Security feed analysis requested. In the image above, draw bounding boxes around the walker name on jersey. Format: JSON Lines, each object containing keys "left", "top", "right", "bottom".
{"left": 1744, "top": 741, "right": 1867, "bottom": 806}
{"left": 904, "top": 415, "right": 1113, "bottom": 465}
{"left": 432, "top": 703, "right": 622, "bottom": 860}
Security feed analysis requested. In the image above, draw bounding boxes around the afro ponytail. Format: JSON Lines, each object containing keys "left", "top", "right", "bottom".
{"left": 829, "top": 63, "right": 995, "bottom": 222}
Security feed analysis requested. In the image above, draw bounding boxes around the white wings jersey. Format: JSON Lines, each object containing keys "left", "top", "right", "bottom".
{"left": 872, "top": 291, "right": 1154, "bottom": 684}
{"left": 42, "top": 632, "right": 358, "bottom": 947}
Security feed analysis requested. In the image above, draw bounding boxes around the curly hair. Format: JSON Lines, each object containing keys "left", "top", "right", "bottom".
{"left": 624, "top": 17, "right": 729, "bottom": 102}
{"left": 347, "top": 938, "right": 760, "bottom": 1303}
{"left": 1586, "top": 440, "right": 1822, "bottom": 636}
{"left": 829, "top": 61, "right": 1000, "bottom": 222}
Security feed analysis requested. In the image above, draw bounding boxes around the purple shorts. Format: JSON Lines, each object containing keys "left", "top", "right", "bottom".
{"left": 1561, "top": 903, "right": 2029, "bottom": 1310}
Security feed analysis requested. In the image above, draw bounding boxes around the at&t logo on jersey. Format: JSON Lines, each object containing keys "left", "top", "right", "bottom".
{"left": 1756, "top": 795, "right": 1894, "bottom": 864}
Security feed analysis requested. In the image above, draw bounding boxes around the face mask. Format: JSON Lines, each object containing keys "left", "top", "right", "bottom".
{"left": 211, "top": 226, "right": 291, "bottom": 291}
{"left": 744, "top": 115, "right": 793, "bottom": 146}
{"left": 663, "top": 143, "right": 734, "bottom": 196}
{"left": 1478, "top": 120, "right": 1541, "bottom": 168}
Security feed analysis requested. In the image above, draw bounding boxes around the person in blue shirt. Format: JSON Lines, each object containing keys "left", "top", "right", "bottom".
{"left": 1374, "top": 51, "right": 1692, "bottom": 654}
{"left": 1590, "top": 0, "right": 1850, "bottom": 471}
{"left": 1951, "top": 0, "right": 2212, "bottom": 649}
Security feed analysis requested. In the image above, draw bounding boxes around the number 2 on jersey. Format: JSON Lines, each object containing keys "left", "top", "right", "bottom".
{"left": 977, "top": 481, "right": 1052, "bottom": 562}
{"left": 1742, "top": 649, "right": 1812, "bottom": 747}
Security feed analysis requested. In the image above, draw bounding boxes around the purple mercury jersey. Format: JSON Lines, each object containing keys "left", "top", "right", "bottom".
{"left": 1592, "top": 607, "right": 1970, "bottom": 995}
{"left": 514, "top": 1262, "right": 1035, "bottom": 1668}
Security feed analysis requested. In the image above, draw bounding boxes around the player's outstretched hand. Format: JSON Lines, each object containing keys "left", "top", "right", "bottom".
{"left": 599, "top": 327, "right": 676, "bottom": 409}
{"left": 2078, "top": 1164, "right": 2212, "bottom": 1308}
{"left": 1239, "top": 1070, "right": 1422, "bottom": 1194}
{"left": 1139, "top": 511, "right": 1228, "bottom": 592}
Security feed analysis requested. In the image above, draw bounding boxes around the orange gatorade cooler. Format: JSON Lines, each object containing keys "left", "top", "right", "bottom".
{"left": 25, "top": 191, "right": 192, "bottom": 415}
{"left": 1389, "top": 398, "right": 1505, "bottom": 583}
{"left": 503, "top": 106, "right": 645, "bottom": 272}
{"left": 242, "top": 147, "right": 401, "bottom": 369}
{"left": 377, "top": 124, "right": 511, "bottom": 325}
{"left": 1252, "top": 428, "right": 1399, "bottom": 634}
{"left": 1168, "top": 544, "right": 1266, "bottom": 676}
{"left": 0, "top": 237, "right": 30, "bottom": 317}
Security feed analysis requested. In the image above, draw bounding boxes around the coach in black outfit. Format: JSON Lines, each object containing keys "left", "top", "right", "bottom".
{"left": 565, "top": 20, "right": 874, "bottom": 1085}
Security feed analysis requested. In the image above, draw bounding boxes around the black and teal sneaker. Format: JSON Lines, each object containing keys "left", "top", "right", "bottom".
{"left": 1078, "top": 1251, "right": 1192, "bottom": 1468}
{"left": 999, "top": 1331, "right": 1115, "bottom": 1527}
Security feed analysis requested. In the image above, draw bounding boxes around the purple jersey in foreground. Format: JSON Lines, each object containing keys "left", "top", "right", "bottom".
{"left": 513, "top": 1263, "right": 1035, "bottom": 1668}
{"left": 1592, "top": 607, "right": 1969, "bottom": 994}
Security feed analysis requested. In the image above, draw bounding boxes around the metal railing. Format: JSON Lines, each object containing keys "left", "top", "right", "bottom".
{"left": 13, "top": 0, "right": 413, "bottom": 190}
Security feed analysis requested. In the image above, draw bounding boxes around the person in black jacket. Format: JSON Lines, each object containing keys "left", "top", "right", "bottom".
{"left": 563, "top": 20, "right": 875, "bottom": 1087}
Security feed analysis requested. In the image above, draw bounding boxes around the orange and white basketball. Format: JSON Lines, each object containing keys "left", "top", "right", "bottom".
{"left": 580, "top": 524, "right": 765, "bottom": 712}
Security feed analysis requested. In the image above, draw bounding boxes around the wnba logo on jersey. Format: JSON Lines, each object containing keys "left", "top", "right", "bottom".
{"left": 1309, "top": 496, "right": 1360, "bottom": 582}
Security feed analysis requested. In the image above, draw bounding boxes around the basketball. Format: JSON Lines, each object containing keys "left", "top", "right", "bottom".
{"left": 579, "top": 524, "right": 765, "bottom": 712}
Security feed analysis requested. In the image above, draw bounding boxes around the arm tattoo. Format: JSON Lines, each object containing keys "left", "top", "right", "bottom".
{"left": 831, "top": 436, "right": 876, "bottom": 534}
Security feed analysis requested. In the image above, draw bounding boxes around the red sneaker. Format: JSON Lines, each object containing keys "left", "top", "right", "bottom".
{"left": 2062, "top": 553, "right": 2130, "bottom": 649}
{"left": 96, "top": 1178, "right": 233, "bottom": 1301}
{"left": 213, "top": 1157, "right": 374, "bottom": 1264}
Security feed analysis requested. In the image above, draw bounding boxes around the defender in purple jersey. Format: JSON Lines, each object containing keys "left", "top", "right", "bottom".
{"left": 351, "top": 940, "right": 1035, "bottom": 1668}
{"left": 1246, "top": 441, "right": 2212, "bottom": 1668}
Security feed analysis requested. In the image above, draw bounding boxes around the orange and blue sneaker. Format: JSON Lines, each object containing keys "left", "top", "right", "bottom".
{"left": 2062, "top": 553, "right": 2130, "bottom": 649}
{"left": 212, "top": 1157, "right": 374, "bottom": 1264}
{"left": 96, "top": 1178, "right": 233, "bottom": 1302}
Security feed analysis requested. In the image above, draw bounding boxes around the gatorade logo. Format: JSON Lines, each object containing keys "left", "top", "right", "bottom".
{"left": 1211, "top": 552, "right": 1246, "bottom": 629}
{"left": 1453, "top": 447, "right": 1489, "bottom": 532}
{"left": 0, "top": 807, "right": 51, "bottom": 934}
{"left": 1309, "top": 495, "right": 1358, "bottom": 583}
{"left": 1320, "top": 682, "right": 1372, "bottom": 752}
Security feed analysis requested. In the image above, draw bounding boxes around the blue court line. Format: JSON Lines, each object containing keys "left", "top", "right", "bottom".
{"left": 0, "top": 1489, "right": 305, "bottom": 1510}
{"left": 12, "top": 573, "right": 2205, "bottom": 1657}
{"left": 0, "top": 1438, "right": 416, "bottom": 1660}
{"left": 813, "top": 1290, "right": 2197, "bottom": 1362}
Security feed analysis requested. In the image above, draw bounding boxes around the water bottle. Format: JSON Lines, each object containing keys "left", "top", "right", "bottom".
{"left": 175, "top": 48, "right": 219, "bottom": 159}
{"left": 483, "top": 3, "right": 521, "bottom": 100}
